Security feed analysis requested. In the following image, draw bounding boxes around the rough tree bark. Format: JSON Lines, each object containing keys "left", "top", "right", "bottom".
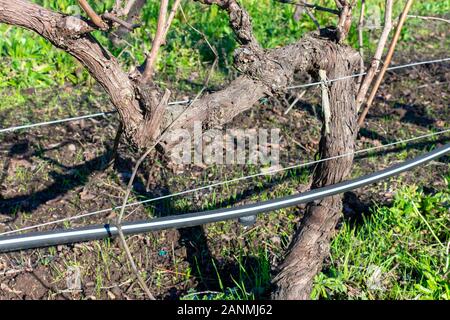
{"left": 272, "top": 43, "right": 360, "bottom": 299}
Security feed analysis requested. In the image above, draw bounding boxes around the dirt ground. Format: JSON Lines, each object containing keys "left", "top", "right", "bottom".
{"left": 0, "top": 33, "right": 449, "bottom": 299}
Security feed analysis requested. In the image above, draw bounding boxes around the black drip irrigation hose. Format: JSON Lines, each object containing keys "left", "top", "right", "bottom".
{"left": 0, "top": 143, "right": 449, "bottom": 253}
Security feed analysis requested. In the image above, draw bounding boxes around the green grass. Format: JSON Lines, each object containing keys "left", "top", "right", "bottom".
{"left": 1, "top": 0, "right": 448, "bottom": 99}
{"left": 313, "top": 182, "right": 450, "bottom": 300}
{"left": 180, "top": 179, "right": 450, "bottom": 300}
{"left": 181, "top": 248, "right": 272, "bottom": 300}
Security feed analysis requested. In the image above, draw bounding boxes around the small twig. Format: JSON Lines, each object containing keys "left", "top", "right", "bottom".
{"left": 141, "top": 0, "right": 169, "bottom": 83}
{"left": 140, "top": 0, "right": 181, "bottom": 82}
{"left": 114, "top": 94, "right": 171, "bottom": 300}
{"left": 77, "top": 0, "right": 108, "bottom": 29}
{"left": 179, "top": 5, "right": 219, "bottom": 60}
{"left": 106, "top": 122, "right": 123, "bottom": 169}
{"left": 284, "top": 90, "right": 306, "bottom": 115}
{"left": 334, "top": 0, "right": 344, "bottom": 9}
{"left": 279, "top": 0, "right": 339, "bottom": 15}
{"left": 30, "top": 270, "right": 71, "bottom": 300}
{"left": 445, "top": 241, "right": 450, "bottom": 273}
{"left": 302, "top": 1, "right": 339, "bottom": 15}
{"left": 115, "top": 85, "right": 210, "bottom": 299}
{"left": 117, "top": 90, "right": 206, "bottom": 230}
{"left": 356, "top": 0, "right": 393, "bottom": 110}
{"left": 103, "top": 12, "right": 141, "bottom": 31}
{"left": 116, "top": 226, "right": 155, "bottom": 299}
{"left": 283, "top": 131, "right": 309, "bottom": 152}
{"left": 0, "top": 268, "right": 33, "bottom": 277}
{"left": 114, "top": 90, "right": 206, "bottom": 296}
{"left": 409, "top": 197, "right": 445, "bottom": 250}
{"left": 407, "top": 14, "right": 450, "bottom": 24}
{"left": 162, "top": 0, "right": 182, "bottom": 40}
{"left": 182, "top": 291, "right": 223, "bottom": 299}
{"left": 335, "top": 0, "right": 353, "bottom": 43}
{"left": 115, "top": 6, "right": 217, "bottom": 299}
{"left": 416, "top": 81, "right": 449, "bottom": 89}
{"left": 305, "top": 7, "right": 321, "bottom": 31}
{"left": 113, "top": 0, "right": 141, "bottom": 17}
{"left": 358, "top": 0, "right": 414, "bottom": 127}
{"left": 100, "top": 279, "right": 133, "bottom": 290}
{"left": 357, "top": 0, "right": 365, "bottom": 87}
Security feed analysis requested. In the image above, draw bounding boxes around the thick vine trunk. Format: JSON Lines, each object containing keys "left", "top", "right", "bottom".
{"left": 271, "top": 44, "right": 360, "bottom": 300}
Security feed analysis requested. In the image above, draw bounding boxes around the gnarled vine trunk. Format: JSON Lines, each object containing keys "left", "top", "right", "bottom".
{"left": 271, "top": 44, "right": 360, "bottom": 299}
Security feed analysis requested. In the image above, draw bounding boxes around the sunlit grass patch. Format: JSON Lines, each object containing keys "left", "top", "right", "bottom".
{"left": 313, "top": 183, "right": 450, "bottom": 300}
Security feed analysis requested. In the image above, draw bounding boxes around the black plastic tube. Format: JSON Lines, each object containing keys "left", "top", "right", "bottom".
{"left": 1, "top": 143, "right": 449, "bottom": 253}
